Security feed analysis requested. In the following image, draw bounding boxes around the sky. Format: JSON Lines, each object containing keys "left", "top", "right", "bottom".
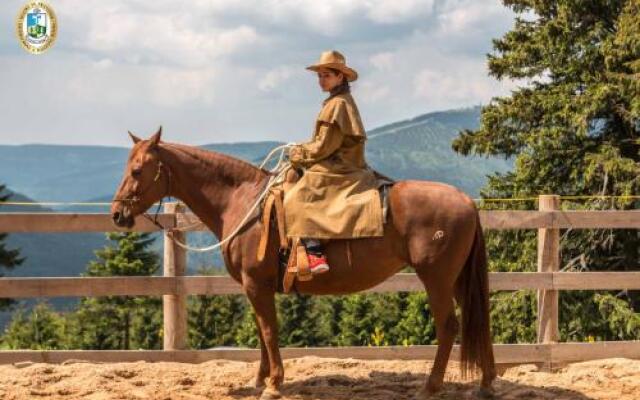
{"left": 0, "top": 0, "right": 524, "bottom": 147}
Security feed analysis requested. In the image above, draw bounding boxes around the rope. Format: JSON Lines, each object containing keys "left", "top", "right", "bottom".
{"left": 164, "top": 143, "right": 297, "bottom": 253}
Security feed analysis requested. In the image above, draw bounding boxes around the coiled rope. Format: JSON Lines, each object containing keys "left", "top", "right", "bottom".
{"left": 163, "top": 142, "right": 297, "bottom": 253}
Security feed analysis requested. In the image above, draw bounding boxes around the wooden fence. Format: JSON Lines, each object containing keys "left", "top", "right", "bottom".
{"left": 0, "top": 194, "right": 639, "bottom": 369}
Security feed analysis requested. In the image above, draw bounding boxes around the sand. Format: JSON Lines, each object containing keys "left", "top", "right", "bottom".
{"left": 0, "top": 356, "right": 638, "bottom": 399}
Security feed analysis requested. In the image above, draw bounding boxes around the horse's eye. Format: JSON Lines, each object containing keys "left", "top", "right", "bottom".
{"left": 132, "top": 169, "right": 142, "bottom": 177}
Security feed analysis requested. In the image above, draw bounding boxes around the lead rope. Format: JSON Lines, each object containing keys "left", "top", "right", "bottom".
{"left": 163, "top": 143, "right": 297, "bottom": 253}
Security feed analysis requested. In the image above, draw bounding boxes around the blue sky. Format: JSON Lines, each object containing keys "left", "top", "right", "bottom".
{"left": 0, "top": 0, "right": 525, "bottom": 146}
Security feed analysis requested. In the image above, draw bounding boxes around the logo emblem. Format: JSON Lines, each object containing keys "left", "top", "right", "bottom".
{"left": 16, "top": 1, "right": 57, "bottom": 54}
{"left": 432, "top": 230, "right": 445, "bottom": 241}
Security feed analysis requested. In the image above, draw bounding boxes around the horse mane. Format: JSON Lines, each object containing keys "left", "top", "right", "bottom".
{"left": 159, "top": 141, "right": 273, "bottom": 184}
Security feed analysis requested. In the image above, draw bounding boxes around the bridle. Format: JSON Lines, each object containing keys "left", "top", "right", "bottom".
{"left": 113, "top": 156, "right": 172, "bottom": 231}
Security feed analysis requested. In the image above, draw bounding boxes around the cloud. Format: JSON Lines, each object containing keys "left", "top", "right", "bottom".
{"left": 57, "top": 0, "right": 261, "bottom": 68}
{"left": 0, "top": 0, "right": 522, "bottom": 146}
{"left": 369, "top": 52, "right": 394, "bottom": 71}
{"left": 366, "top": 0, "right": 436, "bottom": 23}
{"left": 258, "top": 66, "right": 297, "bottom": 92}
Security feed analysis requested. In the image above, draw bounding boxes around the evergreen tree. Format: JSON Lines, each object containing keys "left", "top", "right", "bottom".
{"left": 276, "top": 294, "right": 330, "bottom": 347}
{"left": 314, "top": 296, "right": 344, "bottom": 346}
{"left": 1, "top": 302, "right": 67, "bottom": 350}
{"left": 336, "top": 294, "right": 377, "bottom": 346}
{"left": 395, "top": 292, "right": 436, "bottom": 345}
{"left": 66, "top": 232, "right": 162, "bottom": 349}
{"left": 0, "top": 184, "right": 26, "bottom": 311}
{"left": 188, "top": 266, "right": 247, "bottom": 349}
{"left": 235, "top": 305, "right": 260, "bottom": 348}
{"left": 452, "top": 0, "right": 640, "bottom": 341}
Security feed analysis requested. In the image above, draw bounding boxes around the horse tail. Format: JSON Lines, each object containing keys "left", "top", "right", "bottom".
{"left": 457, "top": 212, "right": 495, "bottom": 378}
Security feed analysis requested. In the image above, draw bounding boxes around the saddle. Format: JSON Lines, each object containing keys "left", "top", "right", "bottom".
{"left": 256, "top": 166, "right": 394, "bottom": 293}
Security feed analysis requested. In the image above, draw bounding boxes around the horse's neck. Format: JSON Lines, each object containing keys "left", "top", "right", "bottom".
{"left": 159, "top": 143, "right": 269, "bottom": 240}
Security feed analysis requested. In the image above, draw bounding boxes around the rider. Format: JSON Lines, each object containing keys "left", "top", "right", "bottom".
{"left": 287, "top": 50, "right": 382, "bottom": 274}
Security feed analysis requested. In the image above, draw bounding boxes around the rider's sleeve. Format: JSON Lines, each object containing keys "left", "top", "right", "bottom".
{"left": 297, "top": 122, "right": 343, "bottom": 164}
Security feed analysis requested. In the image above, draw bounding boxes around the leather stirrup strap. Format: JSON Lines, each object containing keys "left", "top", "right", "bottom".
{"left": 256, "top": 191, "right": 276, "bottom": 263}
{"left": 272, "top": 188, "right": 288, "bottom": 250}
{"left": 296, "top": 238, "right": 313, "bottom": 282}
{"left": 283, "top": 237, "right": 299, "bottom": 293}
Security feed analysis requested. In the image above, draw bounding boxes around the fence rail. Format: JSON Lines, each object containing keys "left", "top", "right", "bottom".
{"left": 1, "top": 272, "right": 640, "bottom": 298}
{"left": 1, "top": 194, "right": 639, "bottom": 369}
{"left": 4, "top": 209, "right": 640, "bottom": 232}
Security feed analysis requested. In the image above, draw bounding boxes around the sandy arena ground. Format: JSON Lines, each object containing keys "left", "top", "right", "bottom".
{"left": 0, "top": 356, "right": 638, "bottom": 399}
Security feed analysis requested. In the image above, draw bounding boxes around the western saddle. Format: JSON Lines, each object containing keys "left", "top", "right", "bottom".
{"left": 256, "top": 166, "right": 395, "bottom": 293}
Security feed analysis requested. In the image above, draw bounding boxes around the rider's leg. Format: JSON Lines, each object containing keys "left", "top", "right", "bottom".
{"left": 301, "top": 238, "right": 330, "bottom": 274}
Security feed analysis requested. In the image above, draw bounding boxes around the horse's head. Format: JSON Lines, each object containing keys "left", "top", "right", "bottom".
{"left": 111, "top": 126, "right": 168, "bottom": 228}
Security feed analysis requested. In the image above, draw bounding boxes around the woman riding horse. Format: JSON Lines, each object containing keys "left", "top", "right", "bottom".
{"left": 111, "top": 50, "right": 496, "bottom": 399}
{"left": 286, "top": 50, "right": 385, "bottom": 274}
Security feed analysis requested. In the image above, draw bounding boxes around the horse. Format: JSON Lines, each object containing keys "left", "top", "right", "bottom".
{"left": 110, "top": 127, "right": 496, "bottom": 399}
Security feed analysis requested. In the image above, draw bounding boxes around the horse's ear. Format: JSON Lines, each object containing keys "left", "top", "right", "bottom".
{"left": 149, "top": 126, "right": 162, "bottom": 147}
{"left": 128, "top": 130, "right": 141, "bottom": 144}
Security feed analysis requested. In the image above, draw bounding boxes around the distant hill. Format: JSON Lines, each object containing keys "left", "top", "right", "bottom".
{"left": 0, "top": 189, "right": 106, "bottom": 278}
{"left": 365, "top": 106, "right": 512, "bottom": 195}
{"left": 0, "top": 188, "right": 108, "bottom": 329}
{"left": 0, "top": 106, "right": 511, "bottom": 206}
{"left": 0, "top": 142, "right": 284, "bottom": 206}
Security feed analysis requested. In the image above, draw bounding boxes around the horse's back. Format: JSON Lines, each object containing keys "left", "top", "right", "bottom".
{"left": 387, "top": 179, "right": 477, "bottom": 232}
{"left": 295, "top": 179, "right": 477, "bottom": 295}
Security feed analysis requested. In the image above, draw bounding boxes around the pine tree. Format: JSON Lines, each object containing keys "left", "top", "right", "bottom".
{"left": 395, "top": 292, "right": 436, "bottom": 345}
{"left": 314, "top": 296, "right": 344, "bottom": 346}
{"left": 0, "top": 184, "right": 26, "bottom": 311}
{"left": 1, "top": 302, "right": 67, "bottom": 350}
{"left": 188, "top": 266, "right": 247, "bottom": 349}
{"left": 235, "top": 305, "right": 260, "bottom": 348}
{"left": 336, "top": 294, "right": 376, "bottom": 346}
{"left": 276, "top": 294, "right": 330, "bottom": 347}
{"left": 452, "top": 0, "right": 640, "bottom": 341}
{"left": 66, "top": 232, "right": 162, "bottom": 349}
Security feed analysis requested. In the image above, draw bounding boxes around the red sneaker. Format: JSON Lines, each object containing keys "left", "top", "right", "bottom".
{"left": 307, "top": 253, "right": 330, "bottom": 274}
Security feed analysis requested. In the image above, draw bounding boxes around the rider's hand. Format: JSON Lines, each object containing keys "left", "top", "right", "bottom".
{"left": 288, "top": 145, "right": 304, "bottom": 164}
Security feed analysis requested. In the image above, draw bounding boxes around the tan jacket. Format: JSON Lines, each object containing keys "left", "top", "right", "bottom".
{"left": 283, "top": 92, "right": 384, "bottom": 239}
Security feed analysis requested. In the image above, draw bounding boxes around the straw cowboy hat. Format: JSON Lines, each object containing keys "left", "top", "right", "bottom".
{"left": 306, "top": 50, "right": 358, "bottom": 82}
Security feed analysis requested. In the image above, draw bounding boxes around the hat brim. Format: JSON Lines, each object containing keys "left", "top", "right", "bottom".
{"left": 306, "top": 63, "right": 358, "bottom": 82}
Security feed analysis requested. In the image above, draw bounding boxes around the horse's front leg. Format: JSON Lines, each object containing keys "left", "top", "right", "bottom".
{"left": 244, "top": 280, "right": 283, "bottom": 399}
{"left": 254, "top": 323, "right": 270, "bottom": 389}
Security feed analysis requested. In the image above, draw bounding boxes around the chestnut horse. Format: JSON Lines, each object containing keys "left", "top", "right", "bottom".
{"left": 111, "top": 127, "right": 496, "bottom": 399}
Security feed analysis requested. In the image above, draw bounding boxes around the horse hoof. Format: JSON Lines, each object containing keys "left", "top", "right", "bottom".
{"left": 474, "top": 387, "right": 495, "bottom": 399}
{"left": 259, "top": 387, "right": 282, "bottom": 400}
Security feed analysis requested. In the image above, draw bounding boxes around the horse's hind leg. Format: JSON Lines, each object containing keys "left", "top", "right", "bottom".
{"left": 414, "top": 271, "right": 459, "bottom": 399}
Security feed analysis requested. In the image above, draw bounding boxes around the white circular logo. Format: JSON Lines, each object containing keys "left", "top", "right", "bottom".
{"left": 16, "top": 1, "right": 58, "bottom": 54}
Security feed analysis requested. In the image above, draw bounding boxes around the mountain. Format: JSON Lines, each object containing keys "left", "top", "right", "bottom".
{"left": 0, "top": 188, "right": 109, "bottom": 328}
{"left": 0, "top": 106, "right": 510, "bottom": 206}
{"left": 0, "top": 189, "right": 107, "bottom": 278}
{"left": 0, "top": 142, "right": 285, "bottom": 207}
{"left": 366, "top": 106, "right": 513, "bottom": 196}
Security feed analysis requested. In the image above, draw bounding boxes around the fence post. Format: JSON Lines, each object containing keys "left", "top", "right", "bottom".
{"left": 537, "top": 194, "right": 560, "bottom": 367}
{"left": 163, "top": 202, "right": 187, "bottom": 350}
